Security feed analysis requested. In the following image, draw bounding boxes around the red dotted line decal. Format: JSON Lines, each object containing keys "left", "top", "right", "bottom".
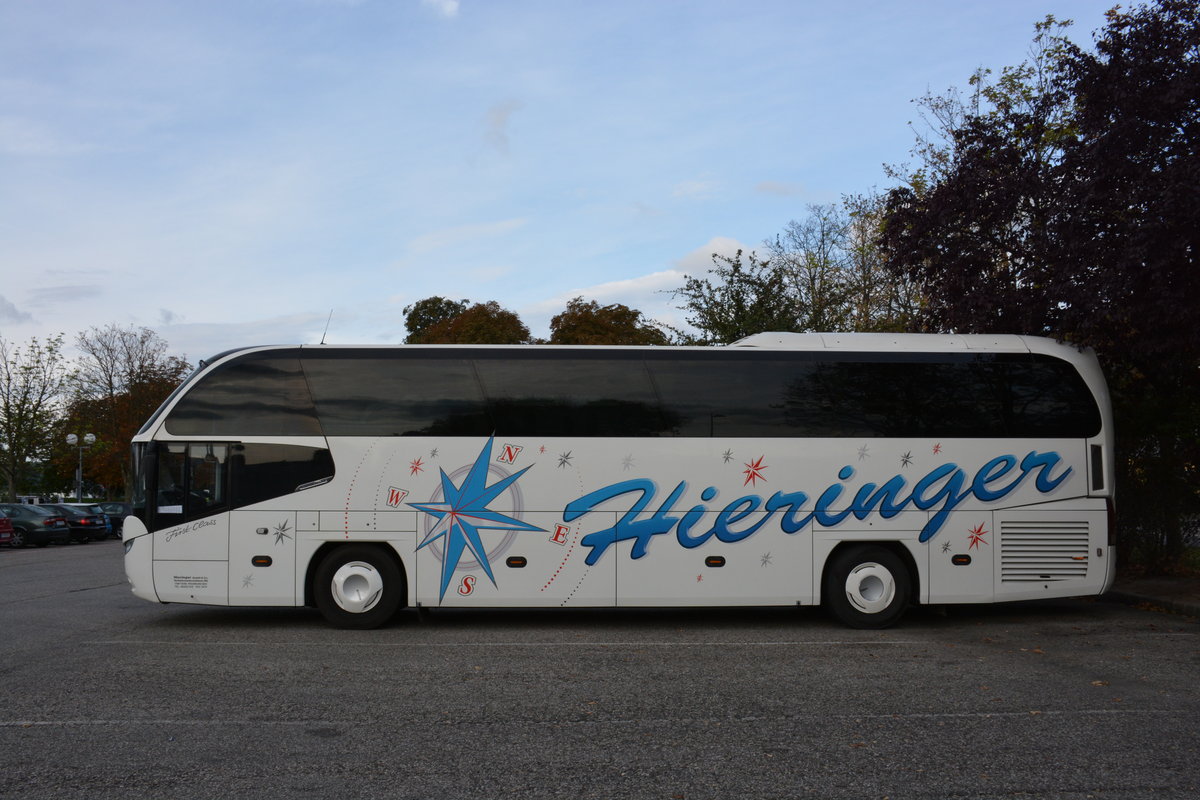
{"left": 343, "top": 442, "right": 378, "bottom": 538}
{"left": 543, "top": 457, "right": 591, "bottom": 604}
{"left": 541, "top": 525, "right": 580, "bottom": 592}
{"left": 371, "top": 446, "right": 401, "bottom": 529}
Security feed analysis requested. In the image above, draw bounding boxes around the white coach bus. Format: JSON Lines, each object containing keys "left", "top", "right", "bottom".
{"left": 122, "top": 333, "right": 1115, "bottom": 629}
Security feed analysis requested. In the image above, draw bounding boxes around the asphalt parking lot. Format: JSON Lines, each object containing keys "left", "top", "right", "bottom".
{"left": 1, "top": 541, "right": 1197, "bottom": 800}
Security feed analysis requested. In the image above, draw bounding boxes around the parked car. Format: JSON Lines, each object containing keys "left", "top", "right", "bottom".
{"left": 0, "top": 504, "right": 71, "bottom": 547}
{"left": 41, "top": 504, "right": 110, "bottom": 543}
{"left": 95, "top": 501, "right": 133, "bottom": 539}
{"left": 0, "top": 514, "right": 12, "bottom": 547}
{"left": 63, "top": 503, "right": 121, "bottom": 540}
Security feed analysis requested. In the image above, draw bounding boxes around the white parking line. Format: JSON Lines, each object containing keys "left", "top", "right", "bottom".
{"left": 2, "top": 708, "right": 1189, "bottom": 728}
{"left": 85, "top": 639, "right": 923, "bottom": 647}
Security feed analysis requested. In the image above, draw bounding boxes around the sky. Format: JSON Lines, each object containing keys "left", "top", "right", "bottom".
{"left": 0, "top": 0, "right": 1116, "bottom": 363}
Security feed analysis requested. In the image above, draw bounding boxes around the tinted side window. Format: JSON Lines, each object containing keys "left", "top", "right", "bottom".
{"left": 229, "top": 443, "right": 335, "bottom": 509}
{"left": 214, "top": 348, "right": 1098, "bottom": 440}
{"left": 302, "top": 356, "right": 489, "bottom": 436}
{"left": 165, "top": 353, "right": 322, "bottom": 437}
{"left": 647, "top": 355, "right": 813, "bottom": 437}
{"left": 648, "top": 352, "right": 1099, "bottom": 438}
{"left": 474, "top": 356, "right": 669, "bottom": 437}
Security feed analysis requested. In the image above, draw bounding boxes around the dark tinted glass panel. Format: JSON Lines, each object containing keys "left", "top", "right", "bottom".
{"left": 647, "top": 352, "right": 1099, "bottom": 438}
{"left": 302, "top": 356, "right": 489, "bottom": 436}
{"left": 229, "top": 443, "right": 335, "bottom": 509}
{"left": 474, "top": 356, "right": 670, "bottom": 436}
{"left": 647, "top": 356, "right": 811, "bottom": 437}
{"left": 187, "top": 444, "right": 228, "bottom": 519}
{"left": 167, "top": 347, "right": 1098, "bottom": 439}
{"left": 154, "top": 443, "right": 187, "bottom": 528}
{"left": 165, "top": 353, "right": 322, "bottom": 436}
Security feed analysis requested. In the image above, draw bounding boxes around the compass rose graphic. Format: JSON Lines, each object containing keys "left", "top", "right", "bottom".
{"left": 410, "top": 438, "right": 545, "bottom": 601}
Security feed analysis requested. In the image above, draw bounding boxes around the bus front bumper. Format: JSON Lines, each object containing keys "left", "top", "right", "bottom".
{"left": 122, "top": 517, "right": 160, "bottom": 603}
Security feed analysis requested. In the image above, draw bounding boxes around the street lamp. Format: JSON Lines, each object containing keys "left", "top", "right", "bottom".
{"left": 66, "top": 433, "right": 96, "bottom": 503}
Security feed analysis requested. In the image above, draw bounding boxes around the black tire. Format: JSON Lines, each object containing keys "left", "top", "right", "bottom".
{"left": 10, "top": 528, "right": 26, "bottom": 548}
{"left": 824, "top": 545, "right": 912, "bottom": 629}
{"left": 313, "top": 545, "right": 404, "bottom": 630}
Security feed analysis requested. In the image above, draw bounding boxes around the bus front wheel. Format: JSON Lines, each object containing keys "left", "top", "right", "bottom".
{"left": 314, "top": 545, "right": 404, "bottom": 629}
{"left": 824, "top": 545, "right": 911, "bottom": 629}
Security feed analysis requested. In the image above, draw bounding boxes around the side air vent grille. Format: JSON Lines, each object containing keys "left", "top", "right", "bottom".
{"left": 1000, "top": 520, "right": 1090, "bottom": 582}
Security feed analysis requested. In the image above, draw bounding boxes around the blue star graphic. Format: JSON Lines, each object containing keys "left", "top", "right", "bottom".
{"left": 410, "top": 438, "right": 544, "bottom": 601}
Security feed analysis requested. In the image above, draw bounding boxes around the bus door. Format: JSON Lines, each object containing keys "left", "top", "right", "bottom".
{"left": 150, "top": 443, "right": 230, "bottom": 605}
{"left": 228, "top": 509, "right": 297, "bottom": 605}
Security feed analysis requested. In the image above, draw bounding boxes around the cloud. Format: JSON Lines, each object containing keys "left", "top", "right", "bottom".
{"left": 755, "top": 180, "right": 802, "bottom": 197}
{"left": 672, "top": 179, "right": 718, "bottom": 199}
{"left": 469, "top": 264, "right": 514, "bottom": 282}
{"left": 406, "top": 218, "right": 528, "bottom": 255}
{"left": 421, "top": 0, "right": 460, "bottom": 18}
{"left": 524, "top": 270, "right": 688, "bottom": 316}
{"left": 517, "top": 237, "right": 751, "bottom": 338}
{"left": 520, "top": 269, "right": 694, "bottom": 339}
{"left": 0, "top": 295, "right": 33, "bottom": 324}
{"left": 0, "top": 116, "right": 91, "bottom": 157}
{"left": 27, "top": 284, "right": 103, "bottom": 304}
{"left": 159, "top": 312, "right": 335, "bottom": 361}
{"left": 485, "top": 100, "right": 523, "bottom": 155}
{"left": 673, "top": 236, "right": 747, "bottom": 275}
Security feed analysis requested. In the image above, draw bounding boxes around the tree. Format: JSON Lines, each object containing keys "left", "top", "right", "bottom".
{"left": 671, "top": 200, "right": 920, "bottom": 343}
{"left": 403, "top": 296, "right": 469, "bottom": 344}
{"left": 0, "top": 335, "right": 68, "bottom": 500}
{"left": 763, "top": 204, "right": 852, "bottom": 331}
{"left": 548, "top": 297, "right": 670, "bottom": 345}
{"left": 62, "top": 325, "right": 192, "bottom": 499}
{"left": 670, "top": 249, "right": 799, "bottom": 345}
{"left": 419, "top": 301, "right": 531, "bottom": 344}
{"left": 879, "top": 2, "right": 1200, "bottom": 569}
{"left": 841, "top": 191, "right": 922, "bottom": 332}
{"left": 881, "top": 15, "right": 1076, "bottom": 335}
{"left": 1054, "top": 0, "right": 1200, "bottom": 570}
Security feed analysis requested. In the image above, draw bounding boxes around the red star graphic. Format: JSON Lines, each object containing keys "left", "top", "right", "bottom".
{"left": 743, "top": 455, "right": 768, "bottom": 486}
{"left": 933, "top": 443, "right": 943, "bottom": 455}
{"left": 409, "top": 457, "right": 425, "bottom": 476}
{"left": 968, "top": 522, "right": 989, "bottom": 549}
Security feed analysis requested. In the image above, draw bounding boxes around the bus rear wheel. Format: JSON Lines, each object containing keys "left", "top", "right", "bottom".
{"left": 314, "top": 545, "right": 404, "bottom": 630}
{"left": 824, "top": 545, "right": 911, "bottom": 629}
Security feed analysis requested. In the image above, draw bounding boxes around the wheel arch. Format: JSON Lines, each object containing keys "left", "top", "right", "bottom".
{"left": 817, "top": 539, "right": 921, "bottom": 608}
{"left": 304, "top": 540, "right": 410, "bottom": 609}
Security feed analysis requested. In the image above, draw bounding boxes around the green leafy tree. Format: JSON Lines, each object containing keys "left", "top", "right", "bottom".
{"left": 880, "top": 1, "right": 1200, "bottom": 570}
{"left": 420, "top": 301, "right": 531, "bottom": 344}
{"left": 0, "top": 334, "right": 68, "bottom": 500}
{"left": 403, "top": 296, "right": 469, "bottom": 344}
{"left": 548, "top": 297, "right": 669, "bottom": 345}
{"left": 670, "top": 250, "right": 800, "bottom": 345}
